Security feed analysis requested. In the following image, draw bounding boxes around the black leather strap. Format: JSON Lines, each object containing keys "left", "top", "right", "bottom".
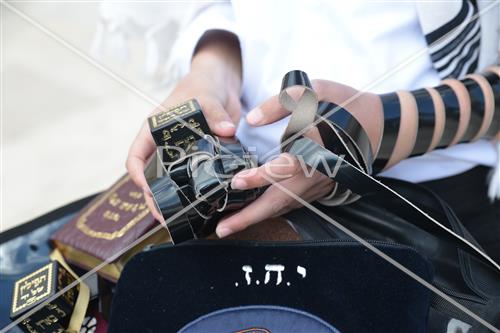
{"left": 461, "top": 78, "right": 485, "bottom": 141}
{"left": 316, "top": 102, "right": 373, "bottom": 174}
{"left": 434, "top": 84, "right": 461, "bottom": 147}
{"left": 145, "top": 70, "right": 500, "bottom": 275}
{"left": 279, "top": 70, "right": 500, "bottom": 274}
{"left": 145, "top": 137, "right": 262, "bottom": 243}
{"left": 411, "top": 88, "right": 435, "bottom": 155}
{"left": 373, "top": 92, "right": 401, "bottom": 172}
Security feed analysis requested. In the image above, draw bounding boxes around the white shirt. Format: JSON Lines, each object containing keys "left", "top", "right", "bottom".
{"left": 170, "top": 0, "right": 498, "bottom": 182}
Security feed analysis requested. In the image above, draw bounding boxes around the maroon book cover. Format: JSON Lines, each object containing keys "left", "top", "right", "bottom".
{"left": 51, "top": 176, "right": 170, "bottom": 280}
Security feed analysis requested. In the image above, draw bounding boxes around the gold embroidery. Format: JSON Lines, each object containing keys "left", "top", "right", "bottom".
{"left": 20, "top": 318, "right": 38, "bottom": 333}
{"left": 108, "top": 193, "right": 120, "bottom": 207}
{"left": 159, "top": 117, "right": 203, "bottom": 155}
{"left": 162, "top": 129, "right": 172, "bottom": 142}
{"left": 46, "top": 303, "right": 67, "bottom": 318}
{"left": 36, "top": 314, "right": 59, "bottom": 330}
{"left": 103, "top": 210, "right": 120, "bottom": 222}
{"left": 129, "top": 191, "right": 143, "bottom": 199}
{"left": 107, "top": 192, "right": 145, "bottom": 212}
{"left": 12, "top": 263, "right": 53, "bottom": 315}
{"left": 76, "top": 176, "right": 150, "bottom": 240}
{"left": 150, "top": 99, "right": 197, "bottom": 129}
{"left": 169, "top": 118, "right": 201, "bottom": 133}
{"left": 57, "top": 267, "right": 76, "bottom": 305}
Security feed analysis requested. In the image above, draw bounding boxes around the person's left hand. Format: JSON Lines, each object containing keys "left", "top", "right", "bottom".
{"left": 215, "top": 150, "right": 334, "bottom": 238}
{"left": 215, "top": 79, "right": 383, "bottom": 238}
{"left": 214, "top": 81, "right": 334, "bottom": 238}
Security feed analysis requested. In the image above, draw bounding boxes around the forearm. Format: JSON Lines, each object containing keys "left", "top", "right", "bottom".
{"left": 370, "top": 67, "right": 499, "bottom": 172}
{"left": 191, "top": 30, "right": 243, "bottom": 94}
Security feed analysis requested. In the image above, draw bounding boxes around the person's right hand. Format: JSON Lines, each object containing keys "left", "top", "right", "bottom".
{"left": 126, "top": 32, "right": 243, "bottom": 199}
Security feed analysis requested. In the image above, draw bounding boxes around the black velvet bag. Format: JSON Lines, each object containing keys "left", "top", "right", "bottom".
{"left": 108, "top": 178, "right": 499, "bottom": 333}
{"left": 108, "top": 240, "right": 432, "bottom": 333}
{"left": 287, "top": 178, "right": 500, "bottom": 333}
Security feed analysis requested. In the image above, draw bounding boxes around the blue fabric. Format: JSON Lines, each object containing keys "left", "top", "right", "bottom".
{"left": 179, "top": 305, "right": 340, "bottom": 333}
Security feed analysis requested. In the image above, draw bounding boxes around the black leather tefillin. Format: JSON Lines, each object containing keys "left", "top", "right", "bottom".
{"left": 145, "top": 99, "right": 263, "bottom": 243}
{"left": 143, "top": 71, "right": 500, "bottom": 274}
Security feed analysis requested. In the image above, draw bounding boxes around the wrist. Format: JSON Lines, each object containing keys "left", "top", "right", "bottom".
{"left": 191, "top": 31, "right": 242, "bottom": 95}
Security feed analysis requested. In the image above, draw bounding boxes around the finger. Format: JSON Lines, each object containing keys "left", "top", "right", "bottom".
{"left": 247, "top": 86, "right": 309, "bottom": 126}
{"left": 216, "top": 175, "right": 311, "bottom": 237}
{"left": 231, "top": 153, "right": 301, "bottom": 190}
{"left": 246, "top": 95, "right": 288, "bottom": 126}
{"left": 143, "top": 187, "right": 164, "bottom": 222}
{"left": 299, "top": 172, "right": 335, "bottom": 201}
{"left": 201, "top": 99, "right": 236, "bottom": 137}
{"left": 126, "top": 122, "right": 156, "bottom": 189}
{"left": 247, "top": 80, "right": 344, "bottom": 128}
{"left": 225, "top": 92, "right": 242, "bottom": 126}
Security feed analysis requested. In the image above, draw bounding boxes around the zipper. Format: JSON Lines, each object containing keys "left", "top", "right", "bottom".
{"left": 147, "top": 237, "right": 422, "bottom": 255}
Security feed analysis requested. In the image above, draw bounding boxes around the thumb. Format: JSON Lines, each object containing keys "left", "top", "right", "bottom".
{"left": 126, "top": 122, "right": 156, "bottom": 189}
{"left": 202, "top": 99, "right": 237, "bottom": 137}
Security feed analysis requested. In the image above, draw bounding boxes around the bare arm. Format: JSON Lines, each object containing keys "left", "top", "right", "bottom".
{"left": 126, "top": 30, "right": 243, "bottom": 192}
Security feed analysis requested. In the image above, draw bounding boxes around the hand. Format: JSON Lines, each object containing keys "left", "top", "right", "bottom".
{"left": 216, "top": 151, "right": 334, "bottom": 238}
{"left": 126, "top": 32, "right": 242, "bottom": 219}
{"left": 215, "top": 80, "right": 383, "bottom": 238}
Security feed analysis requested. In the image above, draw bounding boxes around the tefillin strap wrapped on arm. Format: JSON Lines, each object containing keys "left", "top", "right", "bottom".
{"left": 276, "top": 70, "right": 500, "bottom": 274}
{"left": 144, "top": 70, "right": 500, "bottom": 276}
{"left": 374, "top": 67, "right": 499, "bottom": 173}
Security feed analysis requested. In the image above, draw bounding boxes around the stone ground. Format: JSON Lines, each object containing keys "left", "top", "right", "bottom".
{"left": 1, "top": 2, "right": 184, "bottom": 231}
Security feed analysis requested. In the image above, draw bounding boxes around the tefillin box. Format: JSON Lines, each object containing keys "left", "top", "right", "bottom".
{"left": 10, "top": 261, "right": 80, "bottom": 333}
{"left": 148, "top": 99, "right": 212, "bottom": 162}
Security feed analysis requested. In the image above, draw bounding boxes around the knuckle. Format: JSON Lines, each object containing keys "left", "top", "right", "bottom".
{"left": 311, "top": 79, "right": 322, "bottom": 89}
{"left": 271, "top": 196, "right": 293, "bottom": 215}
{"left": 281, "top": 153, "right": 301, "bottom": 174}
{"left": 311, "top": 79, "right": 329, "bottom": 100}
{"left": 254, "top": 169, "right": 267, "bottom": 185}
{"left": 291, "top": 158, "right": 302, "bottom": 174}
{"left": 201, "top": 98, "right": 223, "bottom": 115}
{"left": 288, "top": 201, "right": 302, "bottom": 211}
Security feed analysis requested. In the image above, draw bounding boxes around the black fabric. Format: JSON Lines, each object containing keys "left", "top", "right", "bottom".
{"left": 287, "top": 175, "right": 500, "bottom": 332}
{"left": 425, "top": 0, "right": 469, "bottom": 46}
{"left": 109, "top": 240, "right": 432, "bottom": 333}
{"left": 420, "top": 166, "right": 500, "bottom": 263}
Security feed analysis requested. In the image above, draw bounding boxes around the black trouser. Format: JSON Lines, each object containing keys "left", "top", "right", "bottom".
{"left": 420, "top": 166, "right": 500, "bottom": 262}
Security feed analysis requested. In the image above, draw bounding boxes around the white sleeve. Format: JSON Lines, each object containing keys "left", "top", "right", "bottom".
{"left": 168, "top": 2, "right": 238, "bottom": 77}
